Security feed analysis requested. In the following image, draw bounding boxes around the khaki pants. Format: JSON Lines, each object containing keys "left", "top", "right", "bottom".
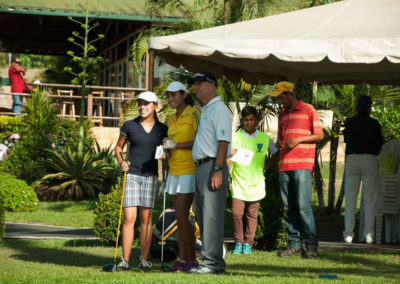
{"left": 344, "top": 154, "right": 378, "bottom": 239}
{"left": 232, "top": 198, "right": 259, "bottom": 245}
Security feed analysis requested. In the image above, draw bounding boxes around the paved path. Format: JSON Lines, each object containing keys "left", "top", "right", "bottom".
{"left": 5, "top": 222, "right": 400, "bottom": 253}
{"left": 5, "top": 222, "right": 97, "bottom": 240}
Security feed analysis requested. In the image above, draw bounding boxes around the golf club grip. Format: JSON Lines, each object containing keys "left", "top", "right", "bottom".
{"left": 113, "top": 142, "right": 130, "bottom": 261}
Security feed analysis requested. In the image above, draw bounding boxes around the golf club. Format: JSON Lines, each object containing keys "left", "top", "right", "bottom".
{"left": 102, "top": 145, "right": 129, "bottom": 272}
{"left": 161, "top": 156, "right": 171, "bottom": 272}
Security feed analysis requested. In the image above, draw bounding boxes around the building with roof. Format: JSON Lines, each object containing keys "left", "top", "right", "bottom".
{"left": 0, "top": 0, "right": 185, "bottom": 88}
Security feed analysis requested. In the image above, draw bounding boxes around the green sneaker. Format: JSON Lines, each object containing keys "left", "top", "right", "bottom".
{"left": 232, "top": 242, "right": 243, "bottom": 254}
{"left": 243, "top": 243, "right": 252, "bottom": 254}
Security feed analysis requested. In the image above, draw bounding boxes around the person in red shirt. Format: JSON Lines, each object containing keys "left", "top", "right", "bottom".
{"left": 269, "top": 82, "right": 323, "bottom": 259}
{"left": 8, "top": 56, "right": 27, "bottom": 115}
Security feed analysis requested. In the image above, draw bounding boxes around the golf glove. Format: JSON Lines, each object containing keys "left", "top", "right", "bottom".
{"left": 163, "top": 138, "right": 176, "bottom": 150}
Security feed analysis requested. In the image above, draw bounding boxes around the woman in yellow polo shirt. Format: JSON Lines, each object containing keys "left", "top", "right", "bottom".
{"left": 163, "top": 81, "right": 201, "bottom": 272}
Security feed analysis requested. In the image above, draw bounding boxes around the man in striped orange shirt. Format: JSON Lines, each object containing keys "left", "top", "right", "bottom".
{"left": 269, "top": 82, "right": 323, "bottom": 259}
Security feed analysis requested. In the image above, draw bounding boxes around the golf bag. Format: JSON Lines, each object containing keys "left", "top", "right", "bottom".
{"left": 150, "top": 208, "right": 201, "bottom": 261}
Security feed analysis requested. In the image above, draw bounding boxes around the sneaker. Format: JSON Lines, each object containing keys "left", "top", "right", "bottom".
{"left": 344, "top": 235, "right": 353, "bottom": 244}
{"left": 115, "top": 256, "right": 130, "bottom": 271}
{"left": 232, "top": 242, "right": 243, "bottom": 254}
{"left": 242, "top": 243, "right": 252, "bottom": 254}
{"left": 278, "top": 247, "right": 302, "bottom": 258}
{"left": 302, "top": 248, "right": 318, "bottom": 259}
{"left": 171, "top": 260, "right": 185, "bottom": 272}
{"left": 365, "top": 234, "right": 373, "bottom": 244}
{"left": 188, "top": 265, "right": 224, "bottom": 274}
{"left": 138, "top": 256, "right": 152, "bottom": 272}
{"left": 179, "top": 260, "right": 199, "bottom": 272}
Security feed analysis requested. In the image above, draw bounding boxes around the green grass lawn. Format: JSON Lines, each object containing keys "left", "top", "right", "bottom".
{"left": 0, "top": 239, "right": 399, "bottom": 283}
{"left": 5, "top": 197, "right": 167, "bottom": 229}
{"left": 5, "top": 201, "right": 96, "bottom": 228}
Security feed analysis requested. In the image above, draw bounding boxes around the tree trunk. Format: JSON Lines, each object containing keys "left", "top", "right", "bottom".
{"left": 334, "top": 169, "right": 346, "bottom": 214}
{"left": 328, "top": 115, "right": 340, "bottom": 210}
{"left": 314, "top": 152, "right": 325, "bottom": 215}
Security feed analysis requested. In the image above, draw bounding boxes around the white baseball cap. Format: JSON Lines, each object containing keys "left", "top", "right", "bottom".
{"left": 137, "top": 91, "right": 159, "bottom": 103}
{"left": 166, "top": 81, "right": 188, "bottom": 93}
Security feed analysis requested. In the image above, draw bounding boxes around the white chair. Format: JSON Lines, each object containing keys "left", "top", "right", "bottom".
{"left": 375, "top": 174, "right": 400, "bottom": 244}
{"left": 375, "top": 138, "right": 400, "bottom": 244}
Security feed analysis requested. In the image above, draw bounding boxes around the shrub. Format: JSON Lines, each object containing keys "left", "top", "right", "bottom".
{"left": 372, "top": 104, "right": 400, "bottom": 140}
{"left": 0, "top": 173, "right": 39, "bottom": 212}
{"left": 39, "top": 147, "right": 114, "bottom": 200}
{"left": 54, "top": 119, "right": 93, "bottom": 150}
{"left": 0, "top": 91, "right": 94, "bottom": 184}
{"left": 93, "top": 188, "right": 123, "bottom": 244}
{"left": 0, "top": 116, "right": 22, "bottom": 142}
{"left": 0, "top": 197, "right": 4, "bottom": 242}
{"left": 255, "top": 165, "right": 287, "bottom": 250}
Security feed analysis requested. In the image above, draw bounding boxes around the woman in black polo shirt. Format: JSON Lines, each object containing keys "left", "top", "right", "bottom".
{"left": 114, "top": 91, "right": 168, "bottom": 271}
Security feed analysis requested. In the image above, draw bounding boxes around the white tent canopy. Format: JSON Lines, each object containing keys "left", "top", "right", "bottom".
{"left": 149, "top": 0, "right": 400, "bottom": 84}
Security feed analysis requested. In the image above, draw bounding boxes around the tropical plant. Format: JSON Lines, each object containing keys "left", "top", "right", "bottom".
{"left": 255, "top": 163, "right": 287, "bottom": 250}
{"left": 0, "top": 116, "right": 22, "bottom": 142}
{"left": 64, "top": 0, "right": 104, "bottom": 156}
{"left": 39, "top": 147, "right": 114, "bottom": 200}
{"left": 372, "top": 104, "right": 400, "bottom": 140}
{"left": 91, "top": 140, "right": 121, "bottom": 189}
{"left": 0, "top": 90, "right": 58, "bottom": 183}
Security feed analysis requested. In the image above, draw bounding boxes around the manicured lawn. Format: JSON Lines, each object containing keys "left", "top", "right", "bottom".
{"left": 5, "top": 201, "right": 96, "bottom": 228}
{"left": 0, "top": 239, "right": 399, "bottom": 283}
{"left": 5, "top": 198, "right": 167, "bottom": 229}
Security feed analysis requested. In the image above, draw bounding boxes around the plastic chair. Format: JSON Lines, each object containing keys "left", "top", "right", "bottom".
{"left": 375, "top": 138, "right": 400, "bottom": 244}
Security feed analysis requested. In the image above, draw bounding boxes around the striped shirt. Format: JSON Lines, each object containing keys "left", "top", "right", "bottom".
{"left": 278, "top": 100, "right": 323, "bottom": 172}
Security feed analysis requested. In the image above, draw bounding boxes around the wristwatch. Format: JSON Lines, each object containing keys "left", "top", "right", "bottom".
{"left": 213, "top": 165, "right": 222, "bottom": 171}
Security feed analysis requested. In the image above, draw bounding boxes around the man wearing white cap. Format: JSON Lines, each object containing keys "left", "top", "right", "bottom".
{"left": 115, "top": 91, "right": 168, "bottom": 272}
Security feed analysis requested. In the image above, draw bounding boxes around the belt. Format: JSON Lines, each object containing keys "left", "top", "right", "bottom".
{"left": 195, "top": 156, "right": 215, "bottom": 166}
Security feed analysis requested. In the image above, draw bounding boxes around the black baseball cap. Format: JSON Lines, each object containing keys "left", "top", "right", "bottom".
{"left": 356, "top": 95, "right": 372, "bottom": 109}
{"left": 187, "top": 71, "right": 217, "bottom": 87}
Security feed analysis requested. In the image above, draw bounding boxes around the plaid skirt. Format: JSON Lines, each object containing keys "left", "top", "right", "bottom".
{"left": 123, "top": 174, "right": 158, "bottom": 208}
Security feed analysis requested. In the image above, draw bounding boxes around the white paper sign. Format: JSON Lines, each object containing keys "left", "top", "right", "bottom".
{"left": 231, "top": 148, "right": 254, "bottom": 166}
{"left": 154, "top": 145, "right": 164, "bottom": 159}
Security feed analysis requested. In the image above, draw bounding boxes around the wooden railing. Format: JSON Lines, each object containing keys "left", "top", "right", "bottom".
{"left": 0, "top": 83, "right": 148, "bottom": 127}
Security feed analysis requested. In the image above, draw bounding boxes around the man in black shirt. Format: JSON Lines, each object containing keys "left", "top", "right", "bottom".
{"left": 343, "top": 95, "right": 383, "bottom": 244}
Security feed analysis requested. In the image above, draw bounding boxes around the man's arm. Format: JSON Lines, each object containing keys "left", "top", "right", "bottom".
{"left": 286, "top": 133, "right": 324, "bottom": 149}
{"left": 211, "top": 140, "right": 229, "bottom": 190}
{"left": 15, "top": 65, "right": 27, "bottom": 74}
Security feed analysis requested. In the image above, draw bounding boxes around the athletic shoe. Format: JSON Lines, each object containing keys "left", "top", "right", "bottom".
{"left": 302, "top": 248, "right": 318, "bottom": 259}
{"left": 344, "top": 235, "right": 353, "bottom": 244}
{"left": 171, "top": 260, "right": 185, "bottom": 272}
{"left": 232, "top": 242, "right": 243, "bottom": 254}
{"left": 242, "top": 243, "right": 252, "bottom": 254}
{"left": 179, "top": 260, "right": 199, "bottom": 272}
{"left": 188, "top": 265, "right": 224, "bottom": 274}
{"left": 365, "top": 234, "right": 374, "bottom": 244}
{"left": 115, "top": 256, "right": 130, "bottom": 271}
{"left": 277, "top": 247, "right": 302, "bottom": 258}
{"left": 138, "top": 256, "right": 152, "bottom": 272}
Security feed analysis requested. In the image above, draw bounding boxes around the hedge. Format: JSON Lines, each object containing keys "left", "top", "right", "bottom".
{"left": 0, "top": 172, "right": 39, "bottom": 212}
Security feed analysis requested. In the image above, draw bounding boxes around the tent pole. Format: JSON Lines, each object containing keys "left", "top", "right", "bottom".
{"left": 145, "top": 51, "right": 155, "bottom": 91}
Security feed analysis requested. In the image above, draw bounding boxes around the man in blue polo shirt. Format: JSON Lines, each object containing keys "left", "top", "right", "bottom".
{"left": 187, "top": 71, "right": 231, "bottom": 274}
